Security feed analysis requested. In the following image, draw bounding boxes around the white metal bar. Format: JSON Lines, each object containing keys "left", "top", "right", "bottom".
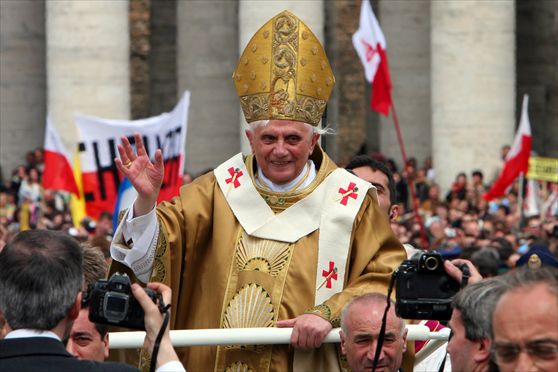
{"left": 414, "top": 328, "right": 451, "bottom": 365}
{"left": 109, "top": 325, "right": 448, "bottom": 349}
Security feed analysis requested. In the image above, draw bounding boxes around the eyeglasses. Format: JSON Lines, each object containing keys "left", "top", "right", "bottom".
{"left": 492, "top": 340, "right": 558, "bottom": 365}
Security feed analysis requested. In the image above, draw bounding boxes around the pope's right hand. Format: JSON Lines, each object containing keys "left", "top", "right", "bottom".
{"left": 115, "top": 133, "right": 164, "bottom": 216}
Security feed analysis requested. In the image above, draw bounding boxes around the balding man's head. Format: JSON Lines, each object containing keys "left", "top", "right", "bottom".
{"left": 340, "top": 293, "right": 406, "bottom": 372}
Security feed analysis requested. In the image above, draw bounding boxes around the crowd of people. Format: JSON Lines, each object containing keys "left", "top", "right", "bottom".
{"left": 1, "top": 144, "right": 557, "bottom": 371}
{"left": 347, "top": 150, "right": 558, "bottom": 272}
{"left": 2, "top": 145, "right": 556, "bottom": 270}
{"left": 0, "top": 148, "right": 115, "bottom": 256}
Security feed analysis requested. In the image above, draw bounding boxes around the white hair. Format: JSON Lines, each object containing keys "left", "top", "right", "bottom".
{"left": 245, "top": 119, "right": 335, "bottom": 135}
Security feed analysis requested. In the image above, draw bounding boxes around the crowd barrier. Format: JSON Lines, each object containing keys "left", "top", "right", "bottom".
{"left": 108, "top": 325, "right": 450, "bottom": 349}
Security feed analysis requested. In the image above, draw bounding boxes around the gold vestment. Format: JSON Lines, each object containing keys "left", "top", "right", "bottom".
{"left": 112, "top": 148, "right": 405, "bottom": 371}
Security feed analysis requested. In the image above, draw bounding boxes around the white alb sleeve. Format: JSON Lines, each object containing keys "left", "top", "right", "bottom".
{"left": 110, "top": 206, "right": 159, "bottom": 283}
{"left": 155, "top": 361, "right": 186, "bottom": 372}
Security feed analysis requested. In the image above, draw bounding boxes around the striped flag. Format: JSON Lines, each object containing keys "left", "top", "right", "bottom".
{"left": 42, "top": 117, "right": 80, "bottom": 196}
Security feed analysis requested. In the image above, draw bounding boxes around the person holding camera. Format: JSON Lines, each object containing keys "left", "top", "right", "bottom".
{"left": 0, "top": 229, "right": 184, "bottom": 372}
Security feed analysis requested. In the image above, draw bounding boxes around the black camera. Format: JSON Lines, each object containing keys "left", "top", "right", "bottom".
{"left": 84, "top": 272, "right": 161, "bottom": 330}
{"left": 395, "top": 252, "right": 462, "bottom": 320}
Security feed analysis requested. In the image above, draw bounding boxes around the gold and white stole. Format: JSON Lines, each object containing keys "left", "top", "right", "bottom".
{"left": 214, "top": 153, "right": 373, "bottom": 302}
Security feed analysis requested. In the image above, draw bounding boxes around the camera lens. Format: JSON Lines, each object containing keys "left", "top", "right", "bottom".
{"left": 424, "top": 256, "right": 439, "bottom": 271}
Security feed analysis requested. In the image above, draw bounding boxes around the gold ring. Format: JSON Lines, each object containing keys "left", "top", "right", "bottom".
{"left": 123, "top": 161, "right": 132, "bottom": 168}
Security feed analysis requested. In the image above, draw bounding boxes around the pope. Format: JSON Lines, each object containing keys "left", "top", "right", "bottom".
{"left": 110, "top": 10, "right": 405, "bottom": 371}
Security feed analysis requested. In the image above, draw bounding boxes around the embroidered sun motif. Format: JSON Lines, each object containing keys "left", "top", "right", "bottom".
{"left": 236, "top": 232, "right": 292, "bottom": 276}
{"left": 225, "top": 362, "right": 254, "bottom": 372}
{"left": 223, "top": 283, "right": 274, "bottom": 329}
{"left": 244, "top": 257, "right": 272, "bottom": 273}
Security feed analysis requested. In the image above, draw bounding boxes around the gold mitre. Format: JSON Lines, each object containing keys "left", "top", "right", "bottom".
{"left": 232, "top": 10, "right": 335, "bottom": 126}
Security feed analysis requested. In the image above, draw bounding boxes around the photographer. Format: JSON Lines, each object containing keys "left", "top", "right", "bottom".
{"left": 447, "top": 277, "right": 507, "bottom": 372}
{"left": 66, "top": 246, "right": 110, "bottom": 362}
{"left": 0, "top": 229, "right": 183, "bottom": 371}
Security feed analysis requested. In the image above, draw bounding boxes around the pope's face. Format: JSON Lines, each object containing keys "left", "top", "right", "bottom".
{"left": 66, "top": 308, "right": 108, "bottom": 362}
{"left": 246, "top": 120, "right": 320, "bottom": 184}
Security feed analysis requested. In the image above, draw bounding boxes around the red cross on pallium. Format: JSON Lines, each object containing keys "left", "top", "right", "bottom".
{"left": 338, "top": 182, "right": 358, "bottom": 206}
{"left": 321, "top": 261, "right": 338, "bottom": 289}
{"left": 225, "top": 167, "right": 243, "bottom": 188}
{"left": 361, "top": 38, "right": 377, "bottom": 62}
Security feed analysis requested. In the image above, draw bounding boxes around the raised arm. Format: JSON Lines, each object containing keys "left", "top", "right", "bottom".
{"left": 115, "top": 133, "right": 164, "bottom": 217}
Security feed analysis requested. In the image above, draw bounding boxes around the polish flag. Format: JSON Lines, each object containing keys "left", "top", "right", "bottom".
{"left": 484, "top": 95, "right": 532, "bottom": 201}
{"left": 352, "top": 0, "right": 392, "bottom": 116}
{"left": 42, "top": 117, "right": 80, "bottom": 196}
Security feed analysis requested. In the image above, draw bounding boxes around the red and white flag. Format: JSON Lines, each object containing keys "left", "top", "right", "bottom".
{"left": 352, "top": 0, "right": 392, "bottom": 116}
{"left": 484, "top": 95, "right": 532, "bottom": 201}
{"left": 42, "top": 117, "right": 80, "bottom": 196}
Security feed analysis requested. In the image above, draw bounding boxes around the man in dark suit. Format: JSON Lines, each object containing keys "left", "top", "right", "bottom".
{"left": 0, "top": 229, "right": 183, "bottom": 371}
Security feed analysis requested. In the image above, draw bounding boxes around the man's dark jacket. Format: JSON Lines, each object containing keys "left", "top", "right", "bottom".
{"left": 0, "top": 337, "right": 137, "bottom": 372}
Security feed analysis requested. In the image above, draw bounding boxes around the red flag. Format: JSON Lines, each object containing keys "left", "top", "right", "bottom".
{"left": 352, "top": 0, "right": 392, "bottom": 116}
{"left": 484, "top": 95, "right": 532, "bottom": 201}
{"left": 42, "top": 117, "right": 80, "bottom": 196}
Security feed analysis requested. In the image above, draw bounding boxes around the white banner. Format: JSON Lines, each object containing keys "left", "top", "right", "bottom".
{"left": 75, "top": 91, "right": 190, "bottom": 219}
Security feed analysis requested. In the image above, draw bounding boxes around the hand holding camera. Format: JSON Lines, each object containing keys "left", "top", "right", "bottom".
{"left": 85, "top": 273, "right": 180, "bottom": 370}
{"left": 131, "top": 282, "right": 171, "bottom": 351}
{"left": 85, "top": 273, "right": 162, "bottom": 330}
{"left": 395, "top": 252, "right": 467, "bottom": 320}
{"left": 444, "top": 258, "right": 483, "bottom": 285}
{"left": 131, "top": 282, "right": 179, "bottom": 369}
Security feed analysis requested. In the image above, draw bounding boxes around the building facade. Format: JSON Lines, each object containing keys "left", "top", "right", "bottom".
{"left": 1, "top": 0, "right": 556, "bottom": 193}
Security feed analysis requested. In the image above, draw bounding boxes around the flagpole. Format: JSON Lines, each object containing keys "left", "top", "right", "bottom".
{"left": 518, "top": 171, "right": 525, "bottom": 229}
{"left": 390, "top": 103, "right": 428, "bottom": 248}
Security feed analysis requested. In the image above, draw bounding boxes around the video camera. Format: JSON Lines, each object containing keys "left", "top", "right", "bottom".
{"left": 395, "top": 252, "right": 467, "bottom": 320}
{"left": 83, "top": 272, "right": 161, "bottom": 331}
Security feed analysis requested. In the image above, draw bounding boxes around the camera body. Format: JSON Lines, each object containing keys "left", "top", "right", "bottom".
{"left": 395, "top": 252, "right": 461, "bottom": 320}
{"left": 85, "top": 272, "right": 160, "bottom": 330}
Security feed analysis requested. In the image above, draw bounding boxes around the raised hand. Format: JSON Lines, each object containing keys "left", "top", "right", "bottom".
{"left": 115, "top": 133, "right": 164, "bottom": 216}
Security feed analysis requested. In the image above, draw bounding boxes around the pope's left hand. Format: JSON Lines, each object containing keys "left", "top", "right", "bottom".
{"left": 276, "top": 314, "right": 332, "bottom": 349}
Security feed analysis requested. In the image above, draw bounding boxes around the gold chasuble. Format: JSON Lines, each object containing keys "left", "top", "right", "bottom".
{"left": 110, "top": 147, "right": 405, "bottom": 371}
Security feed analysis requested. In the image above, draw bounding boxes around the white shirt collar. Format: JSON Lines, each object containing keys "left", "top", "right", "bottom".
{"left": 5, "top": 329, "right": 61, "bottom": 341}
{"left": 256, "top": 160, "right": 316, "bottom": 192}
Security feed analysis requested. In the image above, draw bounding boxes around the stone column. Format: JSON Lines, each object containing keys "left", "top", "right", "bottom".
{"left": 517, "top": 1, "right": 558, "bottom": 158}
{"left": 238, "top": 0, "right": 324, "bottom": 154}
{"left": 149, "top": 0, "right": 177, "bottom": 117}
{"left": 379, "top": 0, "right": 431, "bottom": 169}
{"left": 0, "top": 0, "right": 46, "bottom": 179}
{"left": 431, "top": 1, "right": 515, "bottom": 192}
{"left": 324, "top": 0, "right": 369, "bottom": 165}
{"left": 46, "top": 0, "right": 130, "bottom": 151}
{"left": 176, "top": 1, "right": 239, "bottom": 175}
